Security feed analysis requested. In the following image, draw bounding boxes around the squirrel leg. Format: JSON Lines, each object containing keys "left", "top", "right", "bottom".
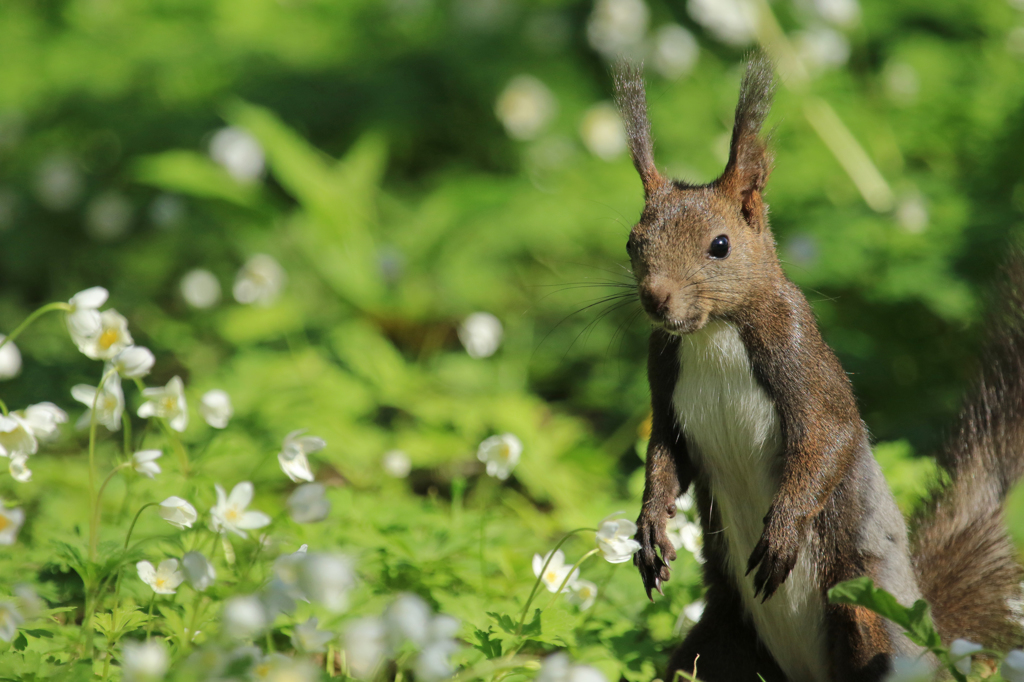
{"left": 667, "top": 586, "right": 786, "bottom": 682}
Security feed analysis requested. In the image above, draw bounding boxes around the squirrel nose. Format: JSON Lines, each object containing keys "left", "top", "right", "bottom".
{"left": 639, "top": 280, "right": 672, "bottom": 319}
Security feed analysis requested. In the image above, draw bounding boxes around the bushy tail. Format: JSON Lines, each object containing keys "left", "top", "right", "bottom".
{"left": 912, "top": 249, "right": 1024, "bottom": 650}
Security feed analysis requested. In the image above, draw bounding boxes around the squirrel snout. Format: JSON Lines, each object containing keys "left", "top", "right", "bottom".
{"left": 639, "top": 281, "right": 673, "bottom": 320}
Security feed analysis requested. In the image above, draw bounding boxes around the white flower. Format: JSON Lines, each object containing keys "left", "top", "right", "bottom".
{"left": 277, "top": 429, "right": 324, "bottom": 483}
{"left": 222, "top": 595, "right": 269, "bottom": 639}
{"left": 75, "top": 309, "right": 133, "bottom": 361}
{"left": 1005, "top": 650, "right": 1024, "bottom": 682}
{"left": 0, "top": 335, "right": 21, "bottom": 380}
{"left": 684, "top": 599, "right": 705, "bottom": 622}
{"left": 209, "top": 127, "right": 265, "bottom": 183}
{"left": 795, "top": 27, "right": 850, "bottom": 74}
{"left": 65, "top": 286, "right": 108, "bottom": 343}
{"left": 885, "top": 655, "right": 933, "bottom": 682}
{"left": 266, "top": 545, "right": 310, "bottom": 615}
{"left": 85, "top": 191, "right": 133, "bottom": 242}
{"left": 12, "top": 585, "right": 41, "bottom": 621}
{"left": 0, "top": 601, "right": 23, "bottom": 642}
{"left": 111, "top": 346, "right": 155, "bottom": 379}
{"left": 415, "top": 615, "right": 460, "bottom": 682}
{"left": 233, "top": 254, "right": 286, "bottom": 306}
{"left": 149, "top": 194, "right": 186, "bottom": 230}
{"left": 383, "top": 593, "right": 432, "bottom": 649}
{"left": 137, "top": 559, "right": 185, "bottom": 595}
{"left": 138, "top": 375, "right": 188, "bottom": 432}
{"left": 495, "top": 76, "right": 557, "bottom": 141}
{"left": 158, "top": 496, "right": 198, "bottom": 529}
{"left": 477, "top": 433, "right": 522, "bottom": 480}
{"left": 687, "top": 0, "right": 758, "bottom": 46}
{"left": 296, "top": 552, "right": 356, "bottom": 613}
{"left": 532, "top": 550, "right": 579, "bottom": 594}
{"left": 666, "top": 517, "right": 703, "bottom": 562}
{"left": 580, "top": 103, "right": 627, "bottom": 161}
{"left": 596, "top": 515, "right": 642, "bottom": 564}
{"left": 35, "top": 155, "right": 83, "bottom": 211}
{"left": 19, "top": 402, "right": 67, "bottom": 442}
{"left": 278, "top": 453, "right": 314, "bottom": 483}
{"left": 199, "top": 389, "right": 233, "bottom": 429}
{"left": 344, "top": 617, "right": 386, "bottom": 679}
{"left": 382, "top": 449, "right": 412, "bottom": 478}
{"left": 0, "top": 414, "right": 37, "bottom": 458}
{"left": 210, "top": 482, "right": 272, "bottom": 538}
{"left": 950, "top": 639, "right": 982, "bottom": 676}
{"left": 72, "top": 374, "right": 124, "bottom": 431}
{"left": 897, "top": 192, "right": 928, "bottom": 234}
{"left": 812, "top": 0, "right": 860, "bottom": 27}
{"left": 8, "top": 455, "right": 30, "bottom": 483}
{"left": 0, "top": 502, "right": 25, "bottom": 545}
{"left": 568, "top": 579, "right": 598, "bottom": 611}
{"left": 290, "top": 617, "right": 334, "bottom": 653}
{"left": 182, "top": 551, "right": 216, "bottom": 592}
{"left": 287, "top": 483, "right": 330, "bottom": 523}
{"left": 652, "top": 24, "right": 699, "bottom": 79}
{"left": 132, "top": 450, "right": 162, "bottom": 478}
{"left": 537, "top": 653, "right": 608, "bottom": 682}
{"left": 458, "top": 312, "right": 503, "bottom": 358}
{"left": 676, "top": 490, "right": 694, "bottom": 513}
{"left": 586, "top": 0, "right": 650, "bottom": 59}
{"left": 180, "top": 268, "right": 222, "bottom": 309}
{"left": 121, "top": 640, "right": 169, "bottom": 682}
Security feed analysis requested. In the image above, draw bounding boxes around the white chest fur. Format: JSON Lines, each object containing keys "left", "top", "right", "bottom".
{"left": 673, "top": 321, "right": 828, "bottom": 682}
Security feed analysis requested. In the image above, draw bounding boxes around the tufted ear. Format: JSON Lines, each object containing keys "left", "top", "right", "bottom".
{"left": 717, "top": 52, "right": 775, "bottom": 232}
{"left": 614, "top": 62, "right": 667, "bottom": 198}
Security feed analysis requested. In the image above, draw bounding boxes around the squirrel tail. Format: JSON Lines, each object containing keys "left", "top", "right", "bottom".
{"left": 911, "top": 249, "right": 1024, "bottom": 649}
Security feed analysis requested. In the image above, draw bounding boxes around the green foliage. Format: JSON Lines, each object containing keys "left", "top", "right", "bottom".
{"left": 0, "top": 0, "right": 1023, "bottom": 680}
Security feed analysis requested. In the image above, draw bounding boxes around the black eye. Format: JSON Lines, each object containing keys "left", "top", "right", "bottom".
{"left": 708, "top": 235, "right": 730, "bottom": 259}
{"left": 626, "top": 238, "right": 634, "bottom": 254}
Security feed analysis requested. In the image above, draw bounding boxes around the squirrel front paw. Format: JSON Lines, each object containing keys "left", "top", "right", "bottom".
{"left": 746, "top": 508, "right": 801, "bottom": 602}
{"left": 634, "top": 503, "right": 678, "bottom": 601}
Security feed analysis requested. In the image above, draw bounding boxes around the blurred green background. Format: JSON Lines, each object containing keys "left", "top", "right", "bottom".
{"left": 2, "top": 0, "right": 1024, "bottom": 673}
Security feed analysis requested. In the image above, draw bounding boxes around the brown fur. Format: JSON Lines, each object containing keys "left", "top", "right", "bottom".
{"left": 618, "top": 53, "right": 1024, "bottom": 681}
{"left": 912, "top": 252, "right": 1024, "bottom": 651}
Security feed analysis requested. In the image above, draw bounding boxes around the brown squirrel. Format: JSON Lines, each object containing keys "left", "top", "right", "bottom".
{"left": 616, "top": 53, "right": 1024, "bottom": 681}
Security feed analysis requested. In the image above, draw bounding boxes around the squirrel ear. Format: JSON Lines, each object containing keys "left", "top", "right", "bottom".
{"left": 614, "top": 62, "right": 667, "bottom": 198}
{"left": 717, "top": 52, "right": 775, "bottom": 231}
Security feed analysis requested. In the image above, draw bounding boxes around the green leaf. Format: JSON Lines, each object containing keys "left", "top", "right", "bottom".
{"left": 472, "top": 627, "right": 502, "bottom": 657}
{"left": 132, "top": 151, "right": 262, "bottom": 207}
{"left": 828, "top": 577, "right": 942, "bottom": 649}
{"left": 93, "top": 607, "right": 149, "bottom": 640}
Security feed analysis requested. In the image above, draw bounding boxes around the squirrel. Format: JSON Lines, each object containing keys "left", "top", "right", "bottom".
{"left": 614, "top": 53, "right": 1024, "bottom": 681}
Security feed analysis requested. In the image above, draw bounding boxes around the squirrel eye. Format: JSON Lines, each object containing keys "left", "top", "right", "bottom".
{"left": 708, "top": 235, "right": 730, "bottom": 259}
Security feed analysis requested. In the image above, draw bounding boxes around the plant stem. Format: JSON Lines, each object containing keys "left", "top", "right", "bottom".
{"left": 144, "top": 594, "right": 156, "bottom": 641}
{"left": 124, "top": 502, "right": 158, "bottom": 552}
{"left": 515, "top": 527, "right": 594, "bottom": 634}
{"left": 92, "top": 464, "right": 129, "bottom": 551}
{"left": 122, "top": 412, "right": 132, "bottom": 460}
{"left": 0, "top": 399, "right": 7, "bottom": 417}
{"left": 0, "top": 301, "right": 70, "bottom": 355}
{"left": 89, "top": 368, "right": 116, "bottom": 561}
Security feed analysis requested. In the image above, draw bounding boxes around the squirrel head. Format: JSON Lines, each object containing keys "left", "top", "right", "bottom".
{"left": 616, "top": 54, "right": 777, "bottom": 335}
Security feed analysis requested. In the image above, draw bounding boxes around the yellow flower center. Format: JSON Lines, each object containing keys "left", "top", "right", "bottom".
{"left": 497, "top": 444, "right": 510, "bottom": 461}
{"left": 225, "top": 507, "right": 241, "bottom": 522}
{"left": 545, "top": 570, "right": 558, "bottom": 583}
{"left": 154, "top": 577, "right": 166, "bottom": 589}
{"left": 161, "top": 396, "right": 176, "bottom": 412}
{"left": 98, "top": 328, "right": 119, "bottom": 350}
{"left": 0, "top": 515, "right": 9, "bottom": 532}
